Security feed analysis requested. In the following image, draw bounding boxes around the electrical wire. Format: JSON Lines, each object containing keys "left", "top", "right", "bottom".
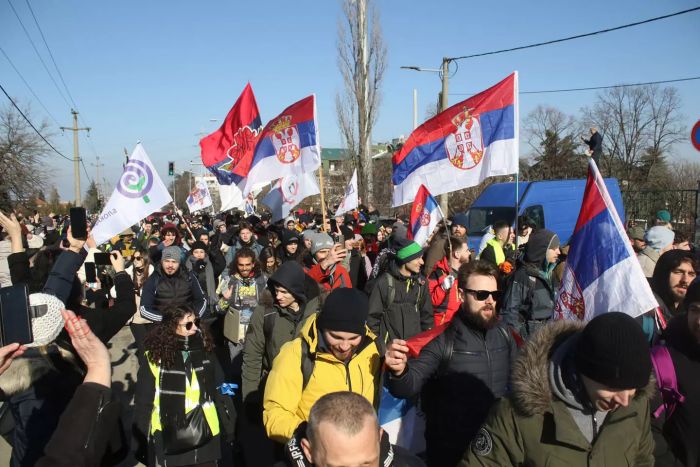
{"left": 448, "top": 6, "right": 700, "bottom": 61}
{"left": 6, "top": 0, "right": 71, "bottom": 108}
{"left": 23, "top": 0, "right": 78, "bottom": 109}
{"left": 0, "top": 46, "right": 60, "bottom": 126}
{"left": 449, "top": 76, "right": 700, "bottom": 96}
{"left": 0, "top": 81, "right": 72, "bottom": 162}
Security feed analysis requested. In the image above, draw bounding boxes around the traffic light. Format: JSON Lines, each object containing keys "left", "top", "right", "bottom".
{"left": 168, "top": 161, "right": 174, "bottom": 176}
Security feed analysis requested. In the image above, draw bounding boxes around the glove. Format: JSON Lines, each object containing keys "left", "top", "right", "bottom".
{"left": 441, "top": 275, "right": 455, "bottom": 291}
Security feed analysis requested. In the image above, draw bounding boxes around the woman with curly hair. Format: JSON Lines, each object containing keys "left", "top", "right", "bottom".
{"left": 143, "top": 306, "right": 235, "bottom": 466}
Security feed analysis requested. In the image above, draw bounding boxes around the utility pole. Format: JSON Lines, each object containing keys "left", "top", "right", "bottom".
{"left": 60, "top": 109, "right": 90, "bottom": 206}
{"left": 439, "top": 58, "right": 450, "bottom": 215}
{"left": 91, "top": 156, "right": 104, "bottom": 200}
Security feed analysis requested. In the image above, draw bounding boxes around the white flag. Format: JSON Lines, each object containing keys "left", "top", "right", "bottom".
{"left": 334, "top": 169, "right": 358, "bottom": 217}
{"left": 91, "top": 144, "right": 172, "bottom": 246}
{"left": 217, "top": 183, "right": 246, "bottom": 213}
{"left": 262, "top": 172, "right": 320, "bottom": 222}
{"left": 186, "top": 180, "right": 213, "bottom": 212}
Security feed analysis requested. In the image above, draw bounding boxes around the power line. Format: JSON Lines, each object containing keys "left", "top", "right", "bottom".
{"left": 6, "top": 0, "right": 71, "bottom": 108}
{"left": 23, "top": 0, "right": 78, "bottom": 109}
{"left": 449, "top": 6, "right": 700, "bottom": 61}
{"left": 80, "top": 158, "right": 93, "bottom": 185}
{"left": 0, "top": 81, "right": 72, "bottom": 162}
{"left": 450, "top": 76, "right": 700, "bottom": 96}
{"left": 0, "top": 46, "right": 60, "bottom": 126}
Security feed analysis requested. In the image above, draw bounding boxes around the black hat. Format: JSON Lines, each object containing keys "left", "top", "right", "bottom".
{"left": 317, "top": 288, "right": 368, "bottom": 335}
{"left": 574, "top": 312, "right": 652, "bottom": 389}
{"left": 190, "top": 241, "right": 208, "bottom": 253}
{"left": 393, "top": 236, "right": 423, "bottom": 265}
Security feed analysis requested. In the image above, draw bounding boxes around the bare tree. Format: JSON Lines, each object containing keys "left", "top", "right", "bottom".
{"left": 523, "top": 105, "right": 576, "bottom": 158}
{"left": 581, "top": 84, "right": 685, "bottom": 184}
{"left": 336, "top": 0, "right": 387, "bottom": 205}
{"left": 0, "top": 102, "right": 50, "bottom": 211}
{"left": 669, "top": 160, "right": 700, "bottom": 190}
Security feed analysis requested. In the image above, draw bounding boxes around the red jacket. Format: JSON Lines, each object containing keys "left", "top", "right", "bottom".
{"left": 306, "top": 262, "right": 352, "bottom": 291}
{"left": 428, "top": 257, "right": 461, "bottom": 326}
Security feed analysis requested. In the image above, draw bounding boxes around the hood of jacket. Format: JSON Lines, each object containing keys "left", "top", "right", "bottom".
{"left": 511, "top": 320, "right": 655, "bottom": 417}
{"left": 650, "top": 249, "right": 696, "bottom": 314}
{"left": 267, "top": 260, "right": 307, "bottom": 305}
{"left": 522, "top": 228, "right": 558, "bottom": 267}
{"left": 665, "top": 313, "right": 700, "bottom": 361}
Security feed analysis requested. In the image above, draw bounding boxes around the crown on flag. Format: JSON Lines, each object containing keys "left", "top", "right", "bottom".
{"left": 270, "top": 115, "right": 293, "bottom": 133}
{"left": 451, "top": 107, "right": 475, "bottom": 128}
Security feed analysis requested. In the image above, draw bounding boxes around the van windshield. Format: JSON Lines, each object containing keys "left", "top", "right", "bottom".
{"left": 466, "top": 207, "right": 516, "bottom": 234}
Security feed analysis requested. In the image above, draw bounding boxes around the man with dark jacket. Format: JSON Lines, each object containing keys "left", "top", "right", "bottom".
{"left": 501, "top": 228, "right": 560, "bottom": 339}
{"left": 186, "top": 240, "right": 224, "bottom": 315}
{"left": 224, "top": 220, "right": 264, "bottom": 265}
{"left": 461, "top": 312, "right": 655, "bottom": 466}
{"left": 385, "top": 260, "right": 516, "bottom": 467}
{"left": 139, "top": 245, "right": 207, "bottom": 322}
{"left": 652, "top": 281, "right": 700, "bottom": 466}
{"left": 367, "top": 237, "right": 433, "bottom": 341}
{"left": 582, "top": 127, "right": 603, "bottom": 166}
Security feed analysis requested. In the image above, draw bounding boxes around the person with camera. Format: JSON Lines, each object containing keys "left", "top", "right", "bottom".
{"left": 305, "top": 233, "right": 352, "bottom": 291}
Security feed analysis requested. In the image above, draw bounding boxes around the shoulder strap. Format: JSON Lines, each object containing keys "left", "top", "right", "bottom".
{"left": 263, "top": 307, "right": 277, "bottom": 342}
{"left": 385, "top": 274, "right": 395, "bottom": 309}
{"left": 438, "top": 324, "right": 456, "bottom": 376}
{"left": 300, "top": 338, "right": 315, "bottom": 390}
{"left": 650, "top": 345, "right": 684, "bottom": 419}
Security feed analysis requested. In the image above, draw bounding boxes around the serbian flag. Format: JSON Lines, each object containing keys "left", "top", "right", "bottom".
{"left": 408, "top": 185, "right": 442, "bottom": 247}
{"left": 199, "top": 83, "right": 262, "bottom": 186}
{"left": 242, "top": 95, "right": 321, "bottom": 195}
{"left": 392, "top": 72, "right": 518, "bottom": 206}
{"left": 555, "top": 159, "right": 658, "bottom": 321}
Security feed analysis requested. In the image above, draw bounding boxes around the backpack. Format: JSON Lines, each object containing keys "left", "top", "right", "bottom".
{"left": 650, "top": 344, "right": 685, "bottom": 419}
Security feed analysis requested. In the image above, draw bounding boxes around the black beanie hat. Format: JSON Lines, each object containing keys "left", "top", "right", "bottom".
{"left": 190, "top": 241, "right": 208, "bottom": 253}
{"left": 316, "top": 288, "right": 368, "bottom": 335}
{"left": 574, "top": 312, "right": 652, "bottom": 390}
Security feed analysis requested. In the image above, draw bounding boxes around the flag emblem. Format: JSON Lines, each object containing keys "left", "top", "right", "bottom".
{"left": 281, "top": 178, "right": 300, "bottom": 204}
{"left": 117, "top": 160, "right": 153, "bottom": 203}
{"left": 222, "top": 125, "right": 260, "bottom": 172}
{"left": 555, "top": 270, "right": 586, "bottom": 320}
{"left": 445, "top": 108, "right": 484, "bottom": 170}
{"left": 419, "top": 209, "right": 431, "bottom": 226}
{"left": 270, "top": 116, "right": 301, "bottom": 164}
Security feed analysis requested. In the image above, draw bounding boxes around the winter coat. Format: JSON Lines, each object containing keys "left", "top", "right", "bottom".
{"left": 428, "top": 257, "right": 461, "bottom": 326}
{"left": 653, "top": 314, "right": 700, "bottom": 466}
{"left": 459, "top": 320, "right": 655, "bottom": 467}
{"left": 501, "top": 262, "right": 555, "bottom": 337}
{"left": 225, "top": 238, "right": 263, "bottom": 265}
{"left": 305, "top": 261, "right": 352, "bottom": 291}
{"left": 367, "top": 262, "right": 433, "bottom": 342}
{"left": 638, "top": 246, "right": 660, "bottom": 278}
{"left": 423, "top": 232, "right": 448, "bottom": 277}
{"left": 388, "top": 311, "right": 516, "bottom": 467}
{"left": 263, "top": 314, "right": 383, "bottom": 443}
{"left": 36, "top": 383, "right": 122, "bottom": 467}
{"left": 139, "top": 263, "right": 207, "bottom": 322}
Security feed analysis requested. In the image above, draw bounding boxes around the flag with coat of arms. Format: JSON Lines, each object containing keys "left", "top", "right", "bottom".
{"left": 242, "top": 95, "right": 321, "bottom": 196}
{"left": 186, "top": 180, "right": 213, "bottom": 212}
{"left": 408, "top": 184, "right": 443, "bottom": 247}
{"left": 392, "top": 72, "right": 518, "bottom": 206}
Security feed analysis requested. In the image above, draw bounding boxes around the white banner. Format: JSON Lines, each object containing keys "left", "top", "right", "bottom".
{"left": 262, "top": 172, "right": 320, "bottom": 222}
{"left": 186, "top": 180, "right": 213, "bottom": 212}
{"left": 334, "top": 169, "right": 358, "bottom": 217}
{"left": 91, "top": 144, "right": 172, "bottom": 246}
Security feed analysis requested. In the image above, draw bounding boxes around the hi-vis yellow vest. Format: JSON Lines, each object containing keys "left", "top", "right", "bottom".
{"left": 146, "top": 352, "right": 219, "bottom": 437}
{"left": 486, "top": 238, "right": 506, "bottom": 265}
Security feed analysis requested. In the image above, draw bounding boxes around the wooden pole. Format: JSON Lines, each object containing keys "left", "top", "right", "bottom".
{"left": 319, "top": 163, "right": 328, "bottom": 232}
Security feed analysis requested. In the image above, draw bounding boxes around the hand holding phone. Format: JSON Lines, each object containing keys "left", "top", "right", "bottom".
{"left": 0, "top": 284, "right": 34, "bottom": 346}
{"left": 69, "top": 207, "right": 88, "bottom": 240}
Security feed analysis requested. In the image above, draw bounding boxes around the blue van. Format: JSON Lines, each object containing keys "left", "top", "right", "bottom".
{"left": 464, "top": 178, "right": 625, "bottom": 251}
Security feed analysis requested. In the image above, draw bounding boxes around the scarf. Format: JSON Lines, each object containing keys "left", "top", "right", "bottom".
{"left": 313, "top": 257, "right": 338, "bottom": 288}
{"left": 188, "top": 255, "right": 217, "bottom": 306}
{"left": 159, "top": 333, "right": 213, "bottom": 423}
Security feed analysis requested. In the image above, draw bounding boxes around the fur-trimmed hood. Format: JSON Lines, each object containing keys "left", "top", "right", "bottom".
{"left": 0, "top": 344, "right": 81, "bottom": 398}
{"left": 511, "top": 320, "right": 656, "bottom": 417}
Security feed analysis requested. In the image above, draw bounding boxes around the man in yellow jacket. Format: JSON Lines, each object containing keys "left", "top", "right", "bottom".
{"left": 262, "top": 288, "right": 383, "bottom": 443}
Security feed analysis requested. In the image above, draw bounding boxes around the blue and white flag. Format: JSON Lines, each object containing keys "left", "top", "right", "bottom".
{"left": 91, "top": 144, "right": 172, "bottom": 246}
{"left": 555, "top": 159, "right": 658, "bottom": 321}
{"left": 186, "top": 180, "right": 213, "bottom": 213}
{"left": 262, "top": 172, "right": 320, "bottom": 222}
{"left": 378, "top": 387, "right": 426, "bottom": 454}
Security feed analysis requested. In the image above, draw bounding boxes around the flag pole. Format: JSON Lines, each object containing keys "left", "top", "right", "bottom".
{"left": 436, "top": 204, "right": 453, "bottom": 260}
{"left": 515, "top": 172, "right": 520, "bottom": 248}
{"left": 319, "top": 163, "right": 328, "bottom": 232}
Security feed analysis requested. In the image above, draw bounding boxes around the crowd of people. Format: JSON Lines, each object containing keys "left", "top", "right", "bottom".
{"left": 0, "top": 204, "right": 697, "bottom": 467}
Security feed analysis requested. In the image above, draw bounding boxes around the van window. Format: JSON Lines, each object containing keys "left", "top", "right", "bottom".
{"left": 466, "top": 207, "right": 516, "bottom": 234}
{"left": 522, "top": 205, "right": 545, "bottom": 229}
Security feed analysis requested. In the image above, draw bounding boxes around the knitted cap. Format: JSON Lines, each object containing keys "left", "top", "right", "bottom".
{"left": 190, "top": 241, "right": 207, "bottom": 253}
{"left": 317, "top": 288, "right": 368, "bottom": 335}
{"left": 574, "top": 312, "right": 652, "bottom": 390}
{"left": 361, "top": 223, "right": 378, "bottom": 236}
{"left": 27, "top": 293, "right": 65, "bottom": 348}
{"left": 645, "top": 226, "right": 674, "bottom": 251}
{"left": 162, "top": 246, "right": 181, "bottom": 262}
{"left": 312, "top": 233, "right": 334, "bottom": 255}
{"left": 394, "top": 237, "right": 423, "bottom": 265}
{"left": 451, "top": 213, "right": 469, "bottom": 229}
{"left": 656, "top": 209, "right": 672, "bottom": 223}
{"left": 627, "top": 226, "right": 645, "bottom": 241}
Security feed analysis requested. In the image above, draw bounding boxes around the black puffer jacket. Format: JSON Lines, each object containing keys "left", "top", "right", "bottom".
{"left": 139, "top": 263, "right": 207, "bottom": 321}
{"left": 387, "top": 310, "right": 516, "bottom": 467}
{"left": 367, "top": 261, "right": 433, "bottom": 341}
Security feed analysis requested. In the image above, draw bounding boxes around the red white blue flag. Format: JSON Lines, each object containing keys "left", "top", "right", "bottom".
{"left": 199, "top": 83, "right": 262, "bottom": 186}
{"left": 242, "top": 95, "right": 320, "bottom": 195}
{"left": 555, "top": 159, "right": 658, "bottom": 321}
{"left": 392, "top": 72, "right": 518, "bottom": 206}
{"left": 408, "top": 185, "right": 442, "bottom": 247}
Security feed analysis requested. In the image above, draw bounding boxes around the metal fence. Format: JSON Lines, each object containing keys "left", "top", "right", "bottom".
{"left": 622, "top": 188, "right": 699, "bottom": 241}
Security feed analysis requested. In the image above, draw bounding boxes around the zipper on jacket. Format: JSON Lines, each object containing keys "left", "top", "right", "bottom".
{"left": 345, "top": 361, "right": 352, "bottom": 391}
{"left": 483, "top": 332, "right": 493, "bottom": 389}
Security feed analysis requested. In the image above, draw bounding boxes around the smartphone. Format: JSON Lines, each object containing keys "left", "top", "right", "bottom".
{"left": 84, "top": 262, "right": 97, "bottom": 283}
{"left": 94, "top": 252, "right": 112, "bottom": 266}
{"left": 69, "top": 207, "right": 88, "bottom": 240}
{"left": 0, "top": 284, "right": 34, "bottom": 346}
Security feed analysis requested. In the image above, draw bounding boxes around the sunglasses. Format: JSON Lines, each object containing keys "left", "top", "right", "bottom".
{"left": 179, "top": 318, "right": 201, "bottom": 331}
{"left": 133, "top": 256, "right": 143, "bottom": 260}
{"left": 463, "top": 289, "right": 503, "bottom": 301}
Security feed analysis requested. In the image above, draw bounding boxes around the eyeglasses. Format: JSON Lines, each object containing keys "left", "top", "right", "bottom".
{"left": 179, "top": 318, "right": 200, "bottom": 331}
{"left": 463, "top": 289, "right": 503, "bottom": 301}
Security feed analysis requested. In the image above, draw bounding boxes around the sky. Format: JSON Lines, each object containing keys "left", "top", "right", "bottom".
{"left": 2, "top": 0, "right": 699, "bottom": 202}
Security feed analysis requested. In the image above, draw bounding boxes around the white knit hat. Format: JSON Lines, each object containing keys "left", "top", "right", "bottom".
{"left": 27, "top": 293, "right": 65, "bottom": 347}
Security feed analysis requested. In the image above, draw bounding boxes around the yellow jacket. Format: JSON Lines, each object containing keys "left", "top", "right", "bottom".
{"left": 262, "top": 314, "right": 383, "bottom": 443}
